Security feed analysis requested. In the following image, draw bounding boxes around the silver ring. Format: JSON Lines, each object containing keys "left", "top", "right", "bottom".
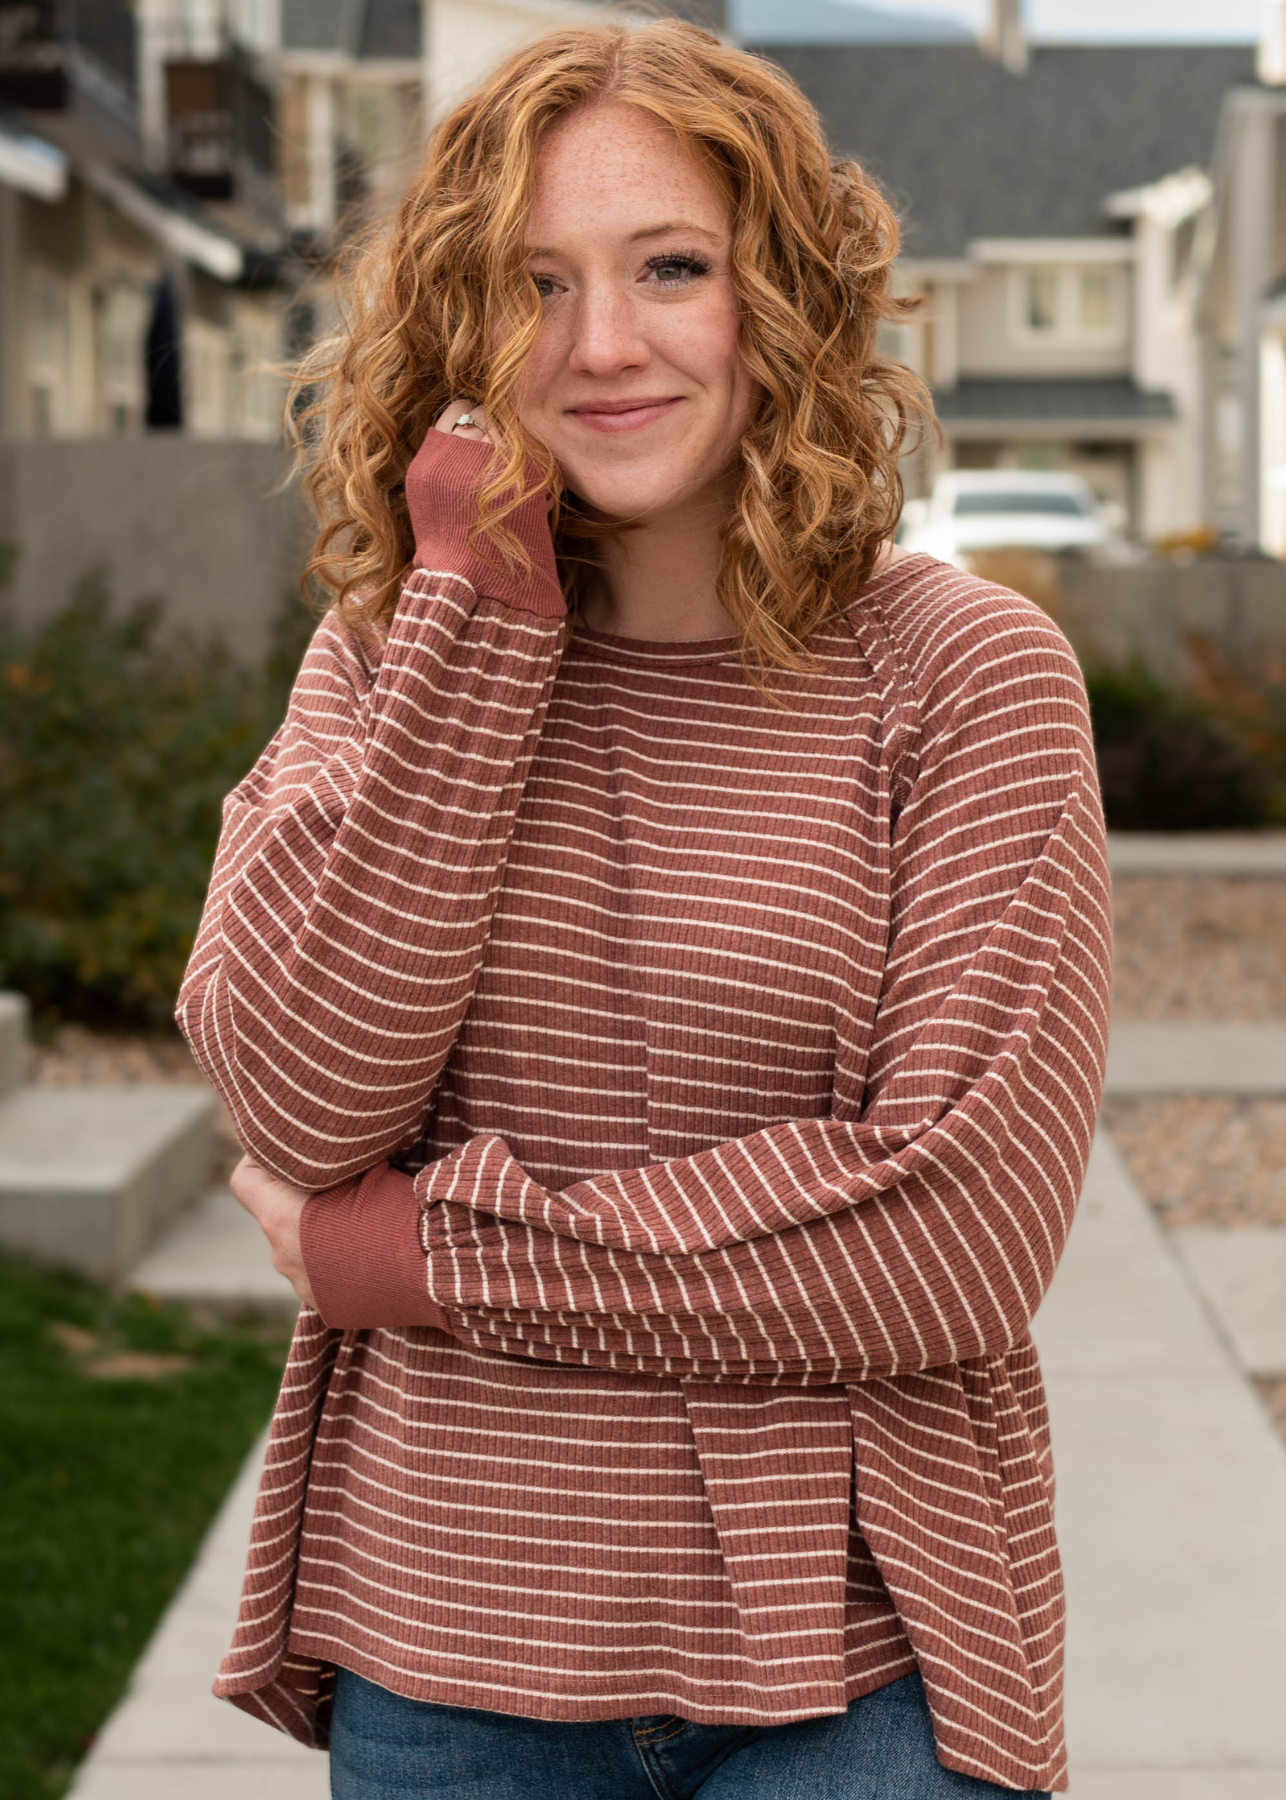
{"left": 451, "top": 412, "right": 476, "bottom": 432}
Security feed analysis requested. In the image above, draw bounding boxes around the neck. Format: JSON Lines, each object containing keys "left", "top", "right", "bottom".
{"left": 575, "top": 499, "right": 913, "bottom": 643}
{"left": 578, "top": 492, "right": 733, "bottom": 641}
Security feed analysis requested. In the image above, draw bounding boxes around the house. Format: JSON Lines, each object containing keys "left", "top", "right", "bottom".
{"left": 0, "top": 0, "right": 661, "bottom": 653}
{"left": 763, "top": 17, "right": 1254, "bottom": 542}
{"left": 0, "top": 0, "right": 296, "bottom": 441}
{"left": 0, "top": 0, "right": 638, "bottom": 448}
{"left": 1196, "top": 6, "right": 1286, "bottom": 556}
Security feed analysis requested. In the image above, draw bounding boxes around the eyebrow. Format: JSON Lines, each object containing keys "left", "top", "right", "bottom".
{"left": 525, "top": 220, "right": 723, "bottom": 257}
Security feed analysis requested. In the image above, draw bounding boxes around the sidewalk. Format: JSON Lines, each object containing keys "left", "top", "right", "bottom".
{"left": 1035, "top": 1135, "right": 1286, "bottom": 1797}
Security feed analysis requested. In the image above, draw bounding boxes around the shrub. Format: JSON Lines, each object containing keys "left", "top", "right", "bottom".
{"left": 1085, "top": 663, "right": 1276, "bottom": 831}
{"left": 0, "top": 576, "right": 314, "bottom": 1030}
{"left": 3, "top": 574, "right": 1283, "bottom": 1028}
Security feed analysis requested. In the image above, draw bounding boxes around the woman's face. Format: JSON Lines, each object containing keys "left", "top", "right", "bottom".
{"left": 515, "top": 100, "right": 755, "bottom": 524}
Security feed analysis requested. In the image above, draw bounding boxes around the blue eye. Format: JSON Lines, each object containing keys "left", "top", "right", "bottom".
{"left": 532, "top": 274, "right": 559, "bottom": 300}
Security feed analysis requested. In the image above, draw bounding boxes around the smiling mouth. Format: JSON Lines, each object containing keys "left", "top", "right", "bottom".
{"left": 566, "top": 397, "right": 684, "bottom": 434}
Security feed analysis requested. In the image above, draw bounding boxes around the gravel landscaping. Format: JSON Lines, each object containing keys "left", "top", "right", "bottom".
{"left": 27, "top": 1024, "right": 205, "bottom": 1087}
{"left": 1108, "top": 875, "right": 1286, "bottom": 1232}
{"left": 1112, "top": 877, "right": 1286, "bottom": 1021}
{"left": 1102, "top": 1096, "right": 1286, "bottom": 1229}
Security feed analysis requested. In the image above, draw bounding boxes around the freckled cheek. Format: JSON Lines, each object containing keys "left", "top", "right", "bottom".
{"left": 661, "top": 300, "right": 743, "bottom": 400}
{"left": 512, "top": 319, "right": 573, "bottom": 433}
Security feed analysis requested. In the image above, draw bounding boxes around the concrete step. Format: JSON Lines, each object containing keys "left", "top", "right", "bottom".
{"left": 0, "top": 1085, "right": 216, "bottom": 1282}
{"left": 130, "top": 1185, "right": 299, "bottom": 1318}
{"left": 0, "top": 991, "right": 28, "bottom": 1102}
{"left": 1109, "top": 831, "right": 1286, "bottom": 878}
{"left": 1171, "top": 1226, "right": 1286, "bottom": 1376}
{"left": 1105, "top": 1022, "right": 1286, "bottom": 1095}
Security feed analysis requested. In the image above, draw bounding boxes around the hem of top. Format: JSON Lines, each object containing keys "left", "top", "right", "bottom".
{"left": 280, "top": 1632, "right": 920, "bottom": 1729}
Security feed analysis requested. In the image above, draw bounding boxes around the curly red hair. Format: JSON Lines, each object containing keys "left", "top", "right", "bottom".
{"left": 294, "top": 19, "right": 930, "bottom": 671}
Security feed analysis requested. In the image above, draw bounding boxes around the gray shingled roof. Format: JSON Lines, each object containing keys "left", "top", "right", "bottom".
{"left": 759, "top": 43, "right": 1255, "bottom": 257}
{"left": 934, "top": 376, "right": 1176, "bottom": 424}
{"left": 281, "top": 0, "right": 420, "bottom": 60}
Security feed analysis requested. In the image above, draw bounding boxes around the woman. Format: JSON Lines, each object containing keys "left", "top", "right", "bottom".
{"left": 179, "top": 21, "right": 1110, "bottom": 1800}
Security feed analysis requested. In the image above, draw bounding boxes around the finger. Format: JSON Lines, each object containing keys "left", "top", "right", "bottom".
{"left": 433, "top": 398, "right": 489, "bottom": 441}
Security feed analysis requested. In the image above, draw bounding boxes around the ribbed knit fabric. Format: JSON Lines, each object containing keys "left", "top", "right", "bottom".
{"left": 178, "top": 429, "right": 1111, "bottom": 1794}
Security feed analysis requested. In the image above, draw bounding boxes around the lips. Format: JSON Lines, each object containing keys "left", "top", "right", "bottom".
{"left": 565, "top": 396, "right": 684, "bottom": 435}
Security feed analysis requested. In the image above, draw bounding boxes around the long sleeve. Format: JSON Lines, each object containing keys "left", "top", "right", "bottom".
{"left": 176, "top": 433, "right": 566, "bottom": 1188}
{"left": 351, "top": 586, "right": 1111, "bottom": 1381}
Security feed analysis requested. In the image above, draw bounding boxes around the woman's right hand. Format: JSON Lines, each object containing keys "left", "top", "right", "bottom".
{"left": 407, "top": 399, "right": 564, "bottom": 615}
{"left": 433, "top": 398, "right": 491, "bottom": 444}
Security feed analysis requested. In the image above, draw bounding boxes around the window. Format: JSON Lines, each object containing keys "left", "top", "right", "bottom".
{"left": 99, "top": 280, "right": 147, "bottom": 426}
{"left": 187, "top": 319, "right": 232, "bottom": 437}
{"left": 953, "top": 490, "right": 1088, "bottom": 517}
{"left": 876, "top": 319, "right": 913, "bottom": 363}
{"left": 28, "top": 268, "right": 72, "bottom": 438}
{"left": 1025, "top": 267, "right": 1059, "bottom": 331}
{"left": 1077, "top": 269, "right": 1118, "bottom": 333}
{"left": 1013, "top": 264, "right": 1125, "bottom": 345}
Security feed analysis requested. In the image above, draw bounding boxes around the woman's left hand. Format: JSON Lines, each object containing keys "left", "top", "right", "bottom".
{"left": 230, "top": 1153, "right": 317, "bottom": 1309}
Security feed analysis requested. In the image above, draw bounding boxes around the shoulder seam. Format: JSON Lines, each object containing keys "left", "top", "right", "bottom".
{"left": 839, "top": 594, "right": 923, "bottom": 812}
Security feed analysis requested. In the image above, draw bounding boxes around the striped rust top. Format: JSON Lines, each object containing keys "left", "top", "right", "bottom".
{"left": 178, "top": 430, "right": 1111, "bottom": 1794}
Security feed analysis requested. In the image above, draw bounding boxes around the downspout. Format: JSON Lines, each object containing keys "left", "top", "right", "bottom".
{"left": 1232, "top": 96, "right": 1274, "bottom": 549}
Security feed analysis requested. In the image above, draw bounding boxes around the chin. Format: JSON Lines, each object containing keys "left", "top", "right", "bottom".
{"left": 577, "top": 486, "right": 681, "bottom": 521}
{"left": 559, "top": 456, "right": 714, "bottom": 524}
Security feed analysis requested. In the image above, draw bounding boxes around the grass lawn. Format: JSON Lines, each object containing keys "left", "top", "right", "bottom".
{"left": 0, "top": 1251, "right": 292, "bottom": 1799}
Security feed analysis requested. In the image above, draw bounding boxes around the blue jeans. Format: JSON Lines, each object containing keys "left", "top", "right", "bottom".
{"left": 329, "top": 1667, "right": 1050, "bottom": 1799}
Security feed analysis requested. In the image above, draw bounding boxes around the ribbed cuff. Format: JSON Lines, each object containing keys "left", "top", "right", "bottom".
{"left": 404, "top": 432, "right": 564, "bottom": 618}
{"left": 300, "top": 1162, "right": 451, "bottom": 1332}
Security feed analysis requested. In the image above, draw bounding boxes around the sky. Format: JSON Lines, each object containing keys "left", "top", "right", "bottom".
{"left": 966, "top": 0, "right": 1260, "bottom": 36}
{"left": 738, "top": 0, "right": 1265, "bottom": 39}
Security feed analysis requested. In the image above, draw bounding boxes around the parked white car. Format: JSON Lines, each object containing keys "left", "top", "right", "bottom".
{"left": 900, "top": 471, "right": 1112, "bottom": 567}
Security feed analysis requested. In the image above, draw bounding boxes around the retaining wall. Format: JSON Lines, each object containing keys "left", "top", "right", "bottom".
{"left": 5, "top": 444, "right": 1286, "bottom": 685}
{"left": 968, "top": 549, "right": 1286, "bottom": 687}
{"left": 0, "top": 439, "right": 312, "bottom": 664}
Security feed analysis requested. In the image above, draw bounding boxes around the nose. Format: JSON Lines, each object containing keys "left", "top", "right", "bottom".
{"left": 567, "top": 278, "right": 649, "bottom": 379}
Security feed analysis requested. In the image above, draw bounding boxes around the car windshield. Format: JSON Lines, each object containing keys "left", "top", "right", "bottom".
{"left": 953, "top": 491, "right": 1088, "bottom": 517}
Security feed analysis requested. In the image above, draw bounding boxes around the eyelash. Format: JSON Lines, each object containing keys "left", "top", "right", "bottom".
{"left": 642, "top": 250, "right": 711, "bottom": 286}
{"left": 531, "top": 250, "right": 712, "bottom": 299}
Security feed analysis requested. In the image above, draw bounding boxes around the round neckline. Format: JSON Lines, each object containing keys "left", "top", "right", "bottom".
{"left": 567, "top": 553, "right": 932, "bottom": 664}
{"left": 570, "top": 620, "right": 741, "bottom": 662}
